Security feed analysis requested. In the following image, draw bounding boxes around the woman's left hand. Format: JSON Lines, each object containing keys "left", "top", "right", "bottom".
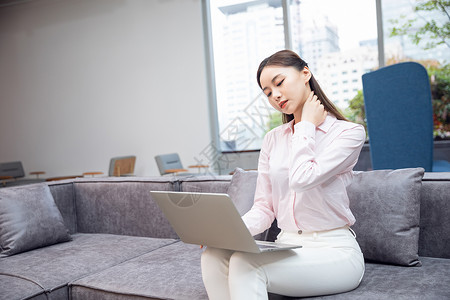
{"left": 301, "top": 91, "right": 327, "bottom": 127}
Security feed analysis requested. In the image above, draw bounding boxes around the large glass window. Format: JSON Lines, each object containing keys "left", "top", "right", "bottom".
{"left": 383, "top": 0, "right": 449, "bottom": 64}
{"left": 209, "top": 0, "right": 287, "bottom": 152}
{"left": 289, "top": 0, "right": 378, "bottom": 111}
{"left": 206, "top": 0, "right": 379, "bottom": 151}
{"left": 382, "top": 0, "right": 449, "bottom": 139}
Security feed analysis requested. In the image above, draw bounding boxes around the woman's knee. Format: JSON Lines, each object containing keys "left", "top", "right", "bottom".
{"left": 229, "top": 251, "right": 261, "bottom": 277}
{"left": 201, "top": 247, "right": 233, "bottom": 271}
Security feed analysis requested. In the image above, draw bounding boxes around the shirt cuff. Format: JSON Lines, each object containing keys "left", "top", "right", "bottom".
{"left": 293, "top": 121, "right": 316, "bottom": 140}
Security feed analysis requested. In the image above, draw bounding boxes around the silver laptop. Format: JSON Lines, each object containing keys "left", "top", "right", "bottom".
{"left": 150, "top": 191, "right": 301, "bottom": 253}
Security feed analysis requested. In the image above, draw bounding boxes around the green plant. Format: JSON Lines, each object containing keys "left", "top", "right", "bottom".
{"left": 389, "top": 0, "right": 450, "bottom": 50}
{"left": 344, "top": 90, "right": 368, "bottom": 140}
{"left": 267, "top": 111, "right": 283, "bottom": 132}
{"left": 429, "top": 63, "right": 450, "bottom": 138}
{"left": 344, "top": 62, "right": 450, "bottom": 140}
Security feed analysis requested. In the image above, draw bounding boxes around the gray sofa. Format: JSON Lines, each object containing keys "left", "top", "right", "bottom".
{"left": 0, "top": 168, "right": 449, "bottom": 300}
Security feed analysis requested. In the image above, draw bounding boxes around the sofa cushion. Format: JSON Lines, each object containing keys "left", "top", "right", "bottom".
{"left": 269, "top": 257, "right": 450, "bottom": 299}
{"left": 347, "top": 168, "right": 424, "bottom": 266}
{"left": 0, "top": 184, "right": 72, "bottom": 257}
{"left": 0, "top": 233, "right": 178, "bottom": 298}
{"left": 0, "top": 274, "right": 46, "bottom": 300}
{"left": 70, "top": 242, "right": 208, "bottom": 300}
{"left": 227, "top": 168, "right": 258, "bottom": 216}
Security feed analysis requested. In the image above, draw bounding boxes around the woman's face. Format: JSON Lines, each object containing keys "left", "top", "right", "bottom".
{"left": 259, "top": 65, "right": 311, "bottom": 116}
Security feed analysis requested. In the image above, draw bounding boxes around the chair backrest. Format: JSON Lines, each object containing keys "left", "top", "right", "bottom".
{"left": 155, "top": 153, "right": 183, "bottom": 175}
{"left": 0, "top": 161, "right": 25, "bottom": 179}
{"left": 108, "top": 156, "right": 136, "bottom": 176}
{"left": 362, "top": 62, "right": 434, "bottom": 171}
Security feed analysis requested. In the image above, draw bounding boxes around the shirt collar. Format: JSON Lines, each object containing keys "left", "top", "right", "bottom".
{"left": 282, "top": 114, "right": 337, "bottom": 134}
{"left": 318, "top": 114, "right": 337, "bottom": 133}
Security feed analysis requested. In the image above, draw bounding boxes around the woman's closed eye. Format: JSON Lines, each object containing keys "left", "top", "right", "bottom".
{"left": 277, "top": 79, "right": 284, "bottom": 86}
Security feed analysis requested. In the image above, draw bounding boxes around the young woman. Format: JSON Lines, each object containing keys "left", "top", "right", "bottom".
{"left": 201, "top": 50, "right": 366, "bottom": 299}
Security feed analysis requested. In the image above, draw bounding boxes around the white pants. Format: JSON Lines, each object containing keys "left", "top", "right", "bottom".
{"left": 201, "top": 226, "right": 365, "bottom": 300}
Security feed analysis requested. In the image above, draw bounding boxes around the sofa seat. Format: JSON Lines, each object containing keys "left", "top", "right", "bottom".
{"left": 70, "top": 242, "right": 208, "bottom": 300}
{"left": 269, "top": 256, "right": 450, "bottom": 300}
{"left": 0, "top": 274, "right": 47, "bottom": 300}
{"left": 0, "top": 234, "right": 178, "bottom": 300}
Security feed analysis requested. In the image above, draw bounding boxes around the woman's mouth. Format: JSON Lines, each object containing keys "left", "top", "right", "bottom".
{"left": 279, "top": 100, "right": 288, "bottom": 109}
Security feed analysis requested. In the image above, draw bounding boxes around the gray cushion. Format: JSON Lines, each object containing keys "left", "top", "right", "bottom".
{"left": 226, "top": 168, "right": 258, "bottom": 216}
{"left": 0, "top": 274, "right": 46, "bottom": 300}
{"left": 269, "top": 257, "right": 450, "bottom": 299}
{"left": 347, "top": 168, "right": 424, "bottom": 266}
{"left": 0, "top": 184, "right": 72, "bottom": 257}
{"left": 0, "top": 233, "right": 178, "bottom": 297}
{"left": 70, "top": 242, "right": 208, "bottom": 300}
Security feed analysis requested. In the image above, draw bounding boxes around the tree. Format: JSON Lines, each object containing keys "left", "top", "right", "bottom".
{"left": 344, "top": 90, "right": 368, "bottom": 139}
{"left": 266, "top": 111, "right": 283, "bottom": 133}
{"left": 389, "top": 0, "right": 450, "bottom": 50}
{"left": 345, "top": 62, "right": 450, "bottom": 140}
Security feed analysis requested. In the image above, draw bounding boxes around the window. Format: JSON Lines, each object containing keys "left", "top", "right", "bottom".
{"left": 382, "top": 0, "right": 449, "bottom": 64}
{"left": 205, "top": 0, "right": 379, "bottom": 151}
{"left": 381, "top": 0, "right": 450, "bottom": 139}
{"left": 206, "top": 0, "right": 286, "bottom": 151}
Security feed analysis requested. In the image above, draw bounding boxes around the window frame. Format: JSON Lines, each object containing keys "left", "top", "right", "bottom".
{"left": 201, "top": 0, "right": 385, "bottom": 154}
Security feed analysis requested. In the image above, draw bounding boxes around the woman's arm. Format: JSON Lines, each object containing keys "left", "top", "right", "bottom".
{"left": 242, "top": 134, "right": 276, "bottom": 236}
{"left": 289, "top": 121, "right": 366, "bottom": 192}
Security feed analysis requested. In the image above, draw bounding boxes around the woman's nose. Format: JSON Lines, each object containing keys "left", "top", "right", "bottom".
{"left": 272, "top": 89, "right": 282, "bottom": 100}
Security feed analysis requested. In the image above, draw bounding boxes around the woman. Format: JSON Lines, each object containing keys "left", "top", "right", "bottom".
{"left": 201, "top": 50, "right": 366, "bottom": 299}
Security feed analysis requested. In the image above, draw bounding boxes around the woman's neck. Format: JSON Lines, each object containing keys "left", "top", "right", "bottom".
{"left": 293, "top": 109, "right": 302, "bottom": 125}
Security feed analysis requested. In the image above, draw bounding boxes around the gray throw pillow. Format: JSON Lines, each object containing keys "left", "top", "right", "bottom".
{"left": 227, "top": 168, "right": 258, "bottom": 216}
{"left": 347, "top": 168, "right": 424, "bottom": 266}
{"left": 0, "top": 184, "right": 72, "bottom": 257}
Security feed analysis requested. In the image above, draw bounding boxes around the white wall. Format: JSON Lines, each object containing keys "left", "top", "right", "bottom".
{"left": 0, "top": 0, "right": 213, "bottom": 177}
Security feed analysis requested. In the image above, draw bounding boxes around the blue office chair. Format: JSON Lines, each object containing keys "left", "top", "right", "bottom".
{"left": 362, "top": 61, "right": 450, "bottom": 172}
{"left": 155, "top": 153, "right": 210, "bottom": 176}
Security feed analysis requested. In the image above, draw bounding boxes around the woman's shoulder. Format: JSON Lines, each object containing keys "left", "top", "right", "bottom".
{"left": 262, "top": 121, "right": 292, "bottom": 146}
{"left": 333, "top": 118, "right": 366, "bottom": 139}
{"left": 335, "top": 118, "right": 364, "bottom": 129}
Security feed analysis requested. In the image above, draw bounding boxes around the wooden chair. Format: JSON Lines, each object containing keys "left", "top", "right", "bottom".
{"left": 109, "top": 156, "right": 136, "bottom": 176}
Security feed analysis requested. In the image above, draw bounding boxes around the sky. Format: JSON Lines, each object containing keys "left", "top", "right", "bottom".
{"left": 214, "top": 0, "right": 379, "bottom": 51}
{"left": 297, "top": 0, "right": 378, "bottom": 51}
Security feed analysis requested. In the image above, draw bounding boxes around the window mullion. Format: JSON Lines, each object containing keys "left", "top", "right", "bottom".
{"left": 282, "top": 0, "right": 292, "bottom": 50}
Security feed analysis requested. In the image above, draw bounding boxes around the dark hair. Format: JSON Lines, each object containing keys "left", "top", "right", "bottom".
{"left": 257, "top": 49, "right": 347, "bottom": 123}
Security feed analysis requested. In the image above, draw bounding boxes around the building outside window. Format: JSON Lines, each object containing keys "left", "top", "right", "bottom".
{"left": 208, "top": 0, "right": 285, "bottom": 151}
{"left": 205, "top": 0, "right": 449, "bottom": 152}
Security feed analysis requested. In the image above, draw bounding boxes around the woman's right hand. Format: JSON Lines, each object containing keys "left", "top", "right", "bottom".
{"left": 301, "top": 91, "right": 327, "bottom": 127}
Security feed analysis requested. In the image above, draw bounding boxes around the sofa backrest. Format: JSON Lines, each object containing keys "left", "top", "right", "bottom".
{"left": 74, "top": 177, "right": 180, "bottom": 238}
{"left": 46, "top": 172, "right": 450, "bottom": 259}
{"left": 48, "top": 179, "right": 77, "bottom": 234}
{"left": 418, "top": 173, "right": 450, "bottom": 259}
{"left": 48, "top": 175, "right": 232, "bottom": 239}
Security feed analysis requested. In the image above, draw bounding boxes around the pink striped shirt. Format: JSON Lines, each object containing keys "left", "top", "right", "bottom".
{"left": 242, "top": 114, "right": 366, "bottom": 235}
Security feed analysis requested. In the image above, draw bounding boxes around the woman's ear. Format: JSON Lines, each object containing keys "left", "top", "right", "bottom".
{"left": 303, "top": 67, "right": 312, "bottom": 84}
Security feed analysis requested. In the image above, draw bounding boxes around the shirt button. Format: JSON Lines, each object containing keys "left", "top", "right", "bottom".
{"left": 298, "top": 230, "right": 303, "bottom": 235}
